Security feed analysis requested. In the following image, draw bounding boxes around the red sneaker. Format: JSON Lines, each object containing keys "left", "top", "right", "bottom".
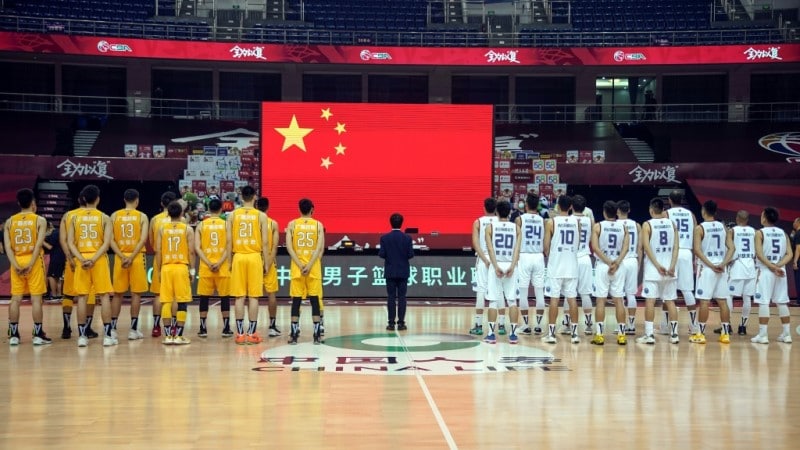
{"left": 235, "top": 334, "right": 247, "bottom": 345}
{"left": 151, "top": 327, "right": 161, "bottom": 338}
{"left": 246, "top": 333, "right": 263, "bottom": 345}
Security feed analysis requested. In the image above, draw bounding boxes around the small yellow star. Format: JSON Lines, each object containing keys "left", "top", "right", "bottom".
{"left": 320, "top": 108, "right": 333, "bottom": 121}
{"left": 334, "top": 122, "right": 347, "bottom": 135}
{"left": 320, "top": 157, "right": 333, "bottom": 169}
{"left": 275, "top": 115, "right": 313, "bottom": 152}
{"left": 334, "top": 143, "right": 346, "bottom": 155}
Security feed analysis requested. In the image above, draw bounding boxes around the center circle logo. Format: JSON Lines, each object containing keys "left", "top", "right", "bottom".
{"left": 258, "top": 333, "right": 557, "bottom": 376}
{"left": 359, "top": 50, "right": 372, "bottom": 61}
{"left": 613, "top": 50, "right": 625, "bottom": 62}
{"left": 97, "top": 40, "right": 110, "bottom": 53}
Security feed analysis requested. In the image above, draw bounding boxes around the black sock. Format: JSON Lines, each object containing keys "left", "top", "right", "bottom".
{"left": 200, "top": 317, "right": 207, "bottom": 330}
{"left": 78, "top": 323, "right": 86, "bottom": 337}
{"left": 291, "top": 322, "right": 299, "bottom": 336}
{"left": 130, "top": 317, "right": 138, "bottom": 330}
{"left": 63, "top": 313, "right": 71, "bottom": 330}
{"left": 222, "top": 317, "right": 230, "bottom": 331}
{"left": 33, "top": 322, "right": 42, "bottom": 336}
{"left": 153, "top": 315, "right": 161, "bottom": 329}
{"left": 248, "top": 321, "right": 257, "bottom": 334}
{"left": 313, "top": 321, "right": 320, "bottom": 336}
{"left": 171, "top": 317, "right": 177, "bottom": 328}
{"left": 104, "top": 323, "right": 112, "bottom": 337}
{"left": 86, "top": 315, "right": 94, "bottom": 330}
{"left": 111, "top": 317, "right": 118, "bottom": 330}
{"left": 270, "top": 317, "right": 276, "bottom": 328}
{"left": 164, "top": 324, "right": 171, "bottom": 336}
{"left": 236, "top": 319, "right": 244, "bottom": 335}
{"left": 177, "top": 325, "right": 184, "bottom": 337}
{"left": 10, "top": 323, "right": 19, "bottom": 337}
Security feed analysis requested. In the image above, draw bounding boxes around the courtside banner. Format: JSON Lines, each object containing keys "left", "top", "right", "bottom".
{"left": 1, "top": 31, "right": 798, "bottom": 66}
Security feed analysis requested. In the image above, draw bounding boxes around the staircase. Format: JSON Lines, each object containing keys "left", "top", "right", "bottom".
{"left": 179, "top": 0, "right": 195, "bottom": 17}
{"left": 72, "top": 130, "right": 100, "bottom": 157}
{"left": 624, "top": 138, "right": 655, "bottom": 162}
{"left": 265, "top": 0, "right": 284, "bottom": 20}
{"left": 36, "top": 182, "right": 72, "bottom": 225}
{"left": 446, "top": 0, "right": 464, "bottom": 24}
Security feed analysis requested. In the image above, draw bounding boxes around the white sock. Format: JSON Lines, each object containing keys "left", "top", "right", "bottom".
{"left": 782, "top": 323, "right": 790, "bottom": 335}
{"left": 759, "top": 324, "right": 768, "bottom": 336}
{"left": 475, "top": 314, "right": 483, "bottom": 327}
{"left": 644, "top": 321, "right": 654, "bottom": 336}
{"left": 661, "top": 310, "right": 669, "bottom": 329}
{"left": 535, "top": 314, "right": 543, "bottom": 326}
{"left": 626, "top": 294, "right": 637, "bottom": 310}
{"left": 597, "top": 322, "right": 604, "bottom": 335}
{"left": 498, "top": 315, "right": 506, "bottom": 326}
{"left": 584, "top": 313, "right": 593, "bottom": 327}
{"left": 580, "top": 294, "right": 592, "bottom": 310}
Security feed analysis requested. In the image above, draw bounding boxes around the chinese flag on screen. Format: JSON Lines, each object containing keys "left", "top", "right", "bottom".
{"left": 261, "top": 102, "right": 493, "bottom": 240}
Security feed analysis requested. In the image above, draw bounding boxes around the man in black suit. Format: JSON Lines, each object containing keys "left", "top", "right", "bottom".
{"left": 379, "top": 213, "right": 414, "bottom": 331}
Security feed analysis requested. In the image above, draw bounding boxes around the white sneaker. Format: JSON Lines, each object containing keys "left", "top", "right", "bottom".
{"left": 656, "top": 325, "right": 670, "bottom": 336}
{"left": 111, "top": 329, "right": 118, "bottom": 340}
{"left": 570, "top": 334, "right": 580, "bottom": 344}
{"left": 9, "top": 336, "right": 20, "bottom": 346}
{"left": 268, "top": 327, "right": 281, "bottom": 337}
{"left": 777, "top": 334, "right": 792, "bottom": 344}
{"left": 584, "top": 325, "right": 594, "bottom": 336}
{"left": 128, "top": 329, "right": 143, "bottom": 340}
{"left": 542, "top": 334, "right": 557, "bottom": 344}
{"left": 670, "top": 334, "right": 680, "bottom": 344}
{"left": 559, "top": 325, "right": 571, "bottom": 335}
{"left": 77, "top": 336, "right": 89, "bottom": 347}
{"left": 636, "top": 335, "right": 656, "bottom": 345}
{"left": 750, "top": 334, "right": 769, "bottom": 344}
{"left": 103, "top": 336, "right": 118, "bottom": 347}
{"left": 32, "top": 336, "right": 52, "bottom": 346}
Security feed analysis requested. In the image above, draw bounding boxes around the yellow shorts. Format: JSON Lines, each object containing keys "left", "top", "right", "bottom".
{"left": 62, "top": 258, "right": 76, "bottom": 297}
{"left": 10, "top": 255, "right": 47, "bottom": 296}
{"left": 290, "top": 275, "right": 322, "bottom": 299}
{"left": 150, "top": 262, "right": 161, "bottom": 294}
{"left": 229, "top": 253, "right": 263, "bottom": 298}
{"left": 73, "top": 254, "right": 113, "bottom": 296}
{"left": 197, "top": 276, "right": 230, "bottom": 297}
{"left": 113, "top": 253, "right": 149, "bottom": 294}
{"left": 263, "top": 264, "right": 278, "bottom": 294}
{"left": 160, "top": 264, "right": 193, "bottom": 303}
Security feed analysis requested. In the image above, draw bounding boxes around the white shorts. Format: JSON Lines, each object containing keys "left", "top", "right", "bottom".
{"left": 546, "top": 278, "right": 577, "bottom": 299}
{"left": 728, "top": 278, "right": 756, "bottom": 297}
{"left": 675, "top": 248, "right": 695, "bottom": 291}
{"left": 695, "top": 265, "right": 728, "bottom": 300}
{"left": 620, "top": 258, "right": 640, "bottom": 295}
{"left": 754, "top": 268, "right": 790, "bottom": 305}
{"left": 517, "top": 253, "right": 545, "bottom": 289}
{"left": 487, "top": 262, "right": 518, "bottom": 305}
{"left": 472, "top": 257, "right": 490, "bottom": 294}
{"left": 594, "top": 262, "right": 625, "bottom": 298}
{"left": 728, "top": 258, "right": 756, "bottom": 281}
{"left": 642, "top": 278, "right": 677, "bottom": 301}
{"left": 576, "top": 254, "right": 594, "bottom": 295}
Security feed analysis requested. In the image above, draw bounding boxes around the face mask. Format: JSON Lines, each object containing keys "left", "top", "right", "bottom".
{"left": 518, "top": 203, "right": 525, "bottom": 210}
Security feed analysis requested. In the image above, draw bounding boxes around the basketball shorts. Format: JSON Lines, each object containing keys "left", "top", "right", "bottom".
{"left": 230, "top": 253, "right": 264, "bottom": 298}
{"left": 264, "top": 264, "right": 278, "bottom": 294}
{"left": 150, "top": 261, "right": 161, "bottom": 295}
{"left": 754, "top": 268, "right": 790, "bottom": 305}
{"left": 472, "top": 257, "right": 490, "bottom": 294}
{"left": 197, "top": 275, "right": 230, "bottom": 297}
{"left": 62, "top": 258, "right": 77, "bottom": 297}
{"left": 695, "top": 265, "right": 728, "bottom": 300}
{"left": 728, "top": 259, "right": 756, "bottom": 297}
{"left": 73, "top": 254, "right": 113, "bottom": 296}
{"left": 10, "top": 255, "right": 47, "bottom": 296}
{"left": 290, "top": 275, "right": 322, "bottom": 299}
{"left": 594, "top": 262, "right": 625, "bottom": 298}
{"left": 487, "top": 262, "right": 517, "bottom": 305}
{"left": 675, "top": 249, "right": 695, "bottom": 292}
{"left": 642, "top": 278, "right": 677, "bottom": 301}
{"left": 576, "top": 254, "right": 594, "bottom": 295}
{"left": 113, "top": 253, "right": 149, "bottom": 294}
{"left": 160, "top": 264, "right": 193, "bottom": 303}
{"left": 546, "top": 277, "right": 577, "bottom": 299}
{"left": 620, "top": 257, "right": 640, "bottom": 295}
{"left": 517, "top": 253, "right": 545, "bottom": 289}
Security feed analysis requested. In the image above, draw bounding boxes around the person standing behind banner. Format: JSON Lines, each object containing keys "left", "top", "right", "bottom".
{"left": 379, "top": 213, "right": 414, "bottom": 331}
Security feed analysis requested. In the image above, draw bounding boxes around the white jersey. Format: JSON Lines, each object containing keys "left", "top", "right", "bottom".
{"left": 699, "top": 221, "right": 727, "bottom": 267}
{"left": 491, "top": 221, "right": 518, "bottom": 264}
{"left": 574, "top": 213, "right": 592, "bottom": 258}
{"left": 758, "top": 226, "right": 788, "bottom": 268}
{"left": 667, "top": 207, "right": 694, "bottom": 249}
{"left": 476, "top": 215, "right": 497, "bottom": 255}
{"left": 548, "top": 215, "right": 580, "bottom": 278}
{"left": 644, "top": 217, "right": 676, "bottom": 281}
{"left": 730, "top": 225, "right": 756, "bottom": 280}
{"left": 620, "top": 218, "right": 639, "bottom": 260}
{"left": 518, "top": 213, "right": 544, "bottom": 254}
{"left": 597, "top": 220, "right": 626, "bottom": 262}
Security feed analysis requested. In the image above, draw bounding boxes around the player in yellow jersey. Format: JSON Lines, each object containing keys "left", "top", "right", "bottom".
{"left": 226, "top": 185, "right": 269, "bottom": 345}
{"left": 195, "top": 198, "right": 232, "bottom": 338}
{"left": 149, "top": 191, "right": 178, "bottom": 338}
{"left": 286, "top": 198, "right": 325, "bottom": 345}
{"left": 109, "top": 189, "right": 149, "bottom": 341}
{"left": 4, "top": 188, "right": 50, "bottom": 346}
{"left": 255, "top": 197, "right": 281, "bottom": 337}
{"left": 155, "top": 201, "right": 195, "bottom": 345}
{"left": 67, "top": 185, "right": 115, "bottom": 348}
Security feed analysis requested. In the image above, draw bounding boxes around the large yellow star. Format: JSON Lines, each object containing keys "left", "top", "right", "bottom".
{"left": 275, "top": 115, "right": 313, "bottom": 152}
{"left": 334, "top": 143, "right": 346, "bottom": 155}
{"left": 334, "top": 122, "right": 347, "bottom": 135}
{"left": 320, "top": 157, "right": 333, "bottom": 169}
{"left": 320, "top": 108, "right": 333, "bottom": 121}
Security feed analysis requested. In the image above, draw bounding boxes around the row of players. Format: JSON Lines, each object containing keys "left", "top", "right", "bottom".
{"left": 5, "top": 185, "right": 326, "bottom": 347}
{"left": 471, "top": 191, "right": 794, "bottom": 345}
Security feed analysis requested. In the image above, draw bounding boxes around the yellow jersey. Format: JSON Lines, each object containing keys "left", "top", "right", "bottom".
{"left": 161, "top": 222, "right": 190, "bottom": 266}
{"left": 7, "top": 212, "right": 40, "bottom": 256}
{"left": 231, "top": 207, "right": 262, "bottom": 254}
{"left": 72, "top": 208, "right": 105, "bottom": 255}
{"left": 290, "top": 218, "right": 321, "bottom": 265}
{"left": 199, "top": 216, "right": 227, "bottom": 266}
{"left": 151, "top": 211, "right": 171, "bottom": 244}
{"left": 113, "top": 209, "right": 146, "bottom": 254}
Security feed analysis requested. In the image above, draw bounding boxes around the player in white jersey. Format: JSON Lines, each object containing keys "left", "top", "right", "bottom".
{"left": 590, "top": 201, "right": 630, "bottom": 345}
{"left": 542, "top": 195, "right": 581, "bottom": 344}
{"left": 484, "top": 201, "right": 522, "bottom": 344}
{"left": 617, "top": 200, "right": 642, "bottom": 335}
{"left": 515, "top": 194, "right": 546, "bottom": 335}
{"left": 667, "top": 190, "right": 699, "bottom": 334}
{"left": 726, "top": 210, "right": 757, "bottom": 335}
{"left": 751, "top": 207, "right": 794, "bottom": 344}
{"left": 637, "top": 198, "right": 679, "bottom": 345}
{"left": 691, "top": 200, "right": 734, "bottom": 344}
{"left": 470, "top": 198, "right": 497, "bottom": 336}
{"left": 570, "top": 195, "right": 596, "bottom": 335}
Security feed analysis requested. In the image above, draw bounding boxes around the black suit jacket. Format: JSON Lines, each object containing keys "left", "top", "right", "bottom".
{"left": 379, "top": 229, "right": 414, "bottom": 279}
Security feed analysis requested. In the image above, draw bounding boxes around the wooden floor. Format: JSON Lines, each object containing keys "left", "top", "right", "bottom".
{"left": 1, "top": 300, "right": 799, "bottom": 449}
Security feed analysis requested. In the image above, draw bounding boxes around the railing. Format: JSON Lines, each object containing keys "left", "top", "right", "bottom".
{"left": 1, "top": 92, "right": 798, "bottom": 123}
{"left": 0, "top": 14, "right": 787, "bottom": 47}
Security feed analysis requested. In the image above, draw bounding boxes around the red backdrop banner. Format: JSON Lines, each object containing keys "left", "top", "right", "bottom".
{"left": 1, "top": 31, "right": 798, "bottom": 66}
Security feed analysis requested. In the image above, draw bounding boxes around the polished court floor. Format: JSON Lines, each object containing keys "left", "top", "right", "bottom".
{"left": 1, "top": 300, "right": 799, "bottom": 449}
